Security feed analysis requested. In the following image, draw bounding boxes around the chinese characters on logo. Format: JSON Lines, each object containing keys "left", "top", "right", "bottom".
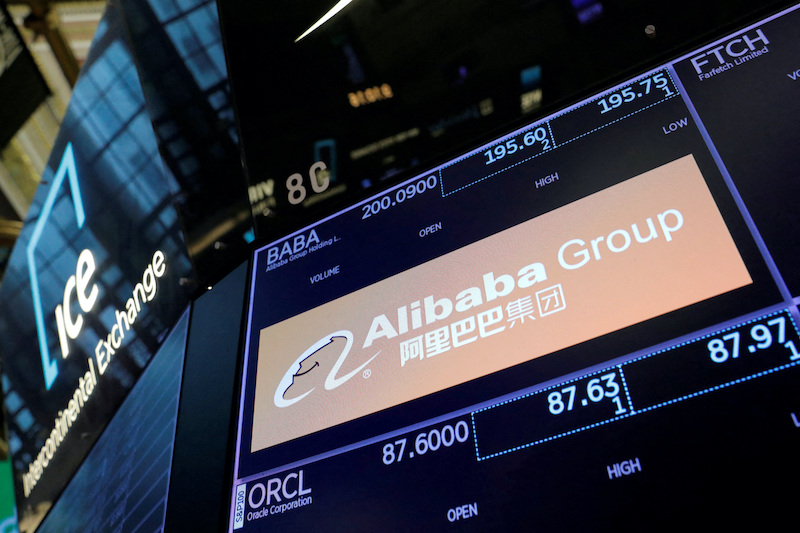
{"left": 399, "top": 284, "right": 566, "bottom": 367}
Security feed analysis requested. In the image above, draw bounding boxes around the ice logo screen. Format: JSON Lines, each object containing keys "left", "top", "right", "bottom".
{"left": 26, "top": 143, "right": 89, "bottom": 390}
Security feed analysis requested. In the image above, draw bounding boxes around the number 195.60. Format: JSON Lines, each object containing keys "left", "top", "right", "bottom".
{"left": 484, "top": 127, "right": 550, "bottom": 165}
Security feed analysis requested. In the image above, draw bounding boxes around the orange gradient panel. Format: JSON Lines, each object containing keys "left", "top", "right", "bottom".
{"left": 251, "top": 155, "right": 752, "bottom": 451}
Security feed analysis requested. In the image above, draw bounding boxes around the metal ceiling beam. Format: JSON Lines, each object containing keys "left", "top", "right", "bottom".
{"left": 16, "top": 0, "right": 81, "bottom": 87}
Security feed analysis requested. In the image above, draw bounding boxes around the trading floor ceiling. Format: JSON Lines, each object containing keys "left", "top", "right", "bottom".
{"left": 0, "top": 0, "right": 105, "bottom": 268}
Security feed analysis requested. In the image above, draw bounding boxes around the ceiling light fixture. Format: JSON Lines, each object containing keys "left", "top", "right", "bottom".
{"left": 295, "top": 0, "right": 354, "bottom": 43}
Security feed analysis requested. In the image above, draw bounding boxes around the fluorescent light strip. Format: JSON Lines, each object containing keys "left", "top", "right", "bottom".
{"left": 295, "top": 0, "right": 354, "bottom": 42}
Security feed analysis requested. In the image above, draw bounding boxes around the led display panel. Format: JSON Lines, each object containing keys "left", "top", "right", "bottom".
{"left": 226, "top": 2, "right": 800, "bottom": 530}
{"left": 217, "top": 0, "right": 794, "bottom": 240}
{"left": 0, "top": 1, "right": 194, "bottom": 529}
{"left": 34, "top": 309, "right": 190, "bottom": 533}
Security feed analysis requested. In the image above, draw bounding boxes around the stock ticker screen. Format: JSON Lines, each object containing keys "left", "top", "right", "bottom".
{"left": 226, "top": 3, "right": 800, "bottom": 531}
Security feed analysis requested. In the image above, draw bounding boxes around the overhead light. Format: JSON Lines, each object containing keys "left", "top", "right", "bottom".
{"left": 295, "top": 0, "right": 354, "bottom": 43}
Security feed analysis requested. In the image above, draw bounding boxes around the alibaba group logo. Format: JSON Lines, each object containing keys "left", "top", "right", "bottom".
{"left": 273, "top": 330, "right": 380, "bottom": 408}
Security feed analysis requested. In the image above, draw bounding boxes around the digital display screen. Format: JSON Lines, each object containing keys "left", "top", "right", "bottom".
{"left": 0, "top": 1, "right": 195, "bottom": 528}
{"left": 34, "top": 309, "right": 190, "bottom": 533}
{"left": 228, "top": 3, "right": 800, "bottom": 530}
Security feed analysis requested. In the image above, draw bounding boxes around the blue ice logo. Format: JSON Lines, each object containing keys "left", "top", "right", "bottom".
{"left": 26, "top": 143, "right": 86, "bottom": 390}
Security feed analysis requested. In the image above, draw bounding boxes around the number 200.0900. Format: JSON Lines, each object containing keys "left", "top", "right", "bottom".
{"left": 362, "top": 175, "right": 438, "bottom": 219}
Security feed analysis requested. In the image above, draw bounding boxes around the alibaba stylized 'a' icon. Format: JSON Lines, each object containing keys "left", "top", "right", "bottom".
{"left": 273, "top": 330, "right": 379, "bottom": 408}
